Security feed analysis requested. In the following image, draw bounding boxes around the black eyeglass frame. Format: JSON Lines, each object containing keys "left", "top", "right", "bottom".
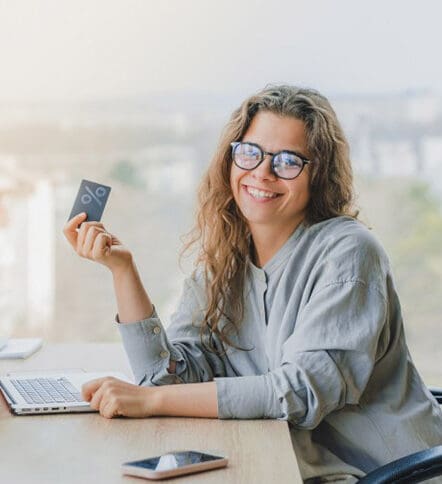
{"left": 230, "top": 141, "right": 312, "bottom": 180}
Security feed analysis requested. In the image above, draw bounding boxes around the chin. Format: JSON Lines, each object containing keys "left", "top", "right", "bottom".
{"left": 242, "top": 213, "right": 277, "bottom": 226}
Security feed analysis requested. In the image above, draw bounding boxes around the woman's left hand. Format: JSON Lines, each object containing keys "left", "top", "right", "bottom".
{"left": 82, "top": 377, "right": 156, "bottom": 419}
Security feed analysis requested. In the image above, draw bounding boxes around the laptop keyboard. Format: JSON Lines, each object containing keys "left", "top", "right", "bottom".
{"left": 10, "top": 377, "right": 84, "bottom": 405}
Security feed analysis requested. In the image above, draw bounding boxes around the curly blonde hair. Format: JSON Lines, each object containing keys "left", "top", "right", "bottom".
{"left": 181, "top": 85, "right": 359, "bottom": 355}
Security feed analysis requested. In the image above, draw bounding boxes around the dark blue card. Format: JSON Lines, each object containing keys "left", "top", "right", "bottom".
{"left": 68, "top": 179, "right": 111, "bottom": 222}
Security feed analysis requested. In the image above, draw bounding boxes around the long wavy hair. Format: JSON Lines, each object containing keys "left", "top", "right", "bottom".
{"left": 180, "top": 85, "right": 359, "bottom": 355}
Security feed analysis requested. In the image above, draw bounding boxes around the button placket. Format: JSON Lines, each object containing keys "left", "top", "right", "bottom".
{"left": 259, "top": 272, "right": 268, "bottom": 326}
{"left": 261, "top": 291, "right": 268, "bottom": 325}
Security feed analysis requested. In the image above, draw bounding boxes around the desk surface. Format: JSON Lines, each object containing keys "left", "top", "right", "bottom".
{"left": 0, "top": 343, "right": 302, "bottom": 483}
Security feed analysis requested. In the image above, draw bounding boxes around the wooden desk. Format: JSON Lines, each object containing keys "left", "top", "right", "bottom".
{"left": 0, "top": 343, "right": 302, "bottom": 483}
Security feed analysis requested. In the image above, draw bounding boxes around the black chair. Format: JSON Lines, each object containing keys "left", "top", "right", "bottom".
{"left": 358, "top": 389, "right": 442, "bottom": 482}
{"left": 429, "top": 387, "right": 442, "bottom": 405}
{"left": 358, "top": 445, "right": 442, "bottom": 483}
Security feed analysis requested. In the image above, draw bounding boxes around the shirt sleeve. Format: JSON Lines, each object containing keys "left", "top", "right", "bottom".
{"left": 215, "top": 279, "right": 389, "bottom": 428}
{"left": 117, "top": 275, "right": 227, "bottom": 386}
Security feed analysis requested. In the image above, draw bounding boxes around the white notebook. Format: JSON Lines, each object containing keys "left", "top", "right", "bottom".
{"left": 0, "top": 338, "right": 43, "bottom": 359}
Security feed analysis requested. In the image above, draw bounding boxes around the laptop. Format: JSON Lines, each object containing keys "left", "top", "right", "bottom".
{"left": 0, "top": 369, "right": 131, "bottom": 415}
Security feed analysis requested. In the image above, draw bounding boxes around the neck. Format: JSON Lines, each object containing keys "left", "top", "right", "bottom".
{"left": 249, "top": 218, "right": 304, "bottom": 268}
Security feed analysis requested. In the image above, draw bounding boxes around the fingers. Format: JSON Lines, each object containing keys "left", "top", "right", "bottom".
{"left": 63, "top": 212, "right": 108, "bottom": 258}
{"left": 63, "top": 212, "right": 88, "bottom": 248}
{"left": 83, "top": 377, "right": 121, "bottom": 418}
{"left": 84, "top": 379, "right": 154, "bottom": 419}
{"left": 81, "top": 225, "right": 106, "bottom": 258}
{"left": 82, "top": 377, "right": 108, "bottom": 401}
{"left": 82, "top": 378, "right": 147, "bottom": 419}
{"left": 63, "top": 216, "right": 123, "bottom": 267}
{"left": 77, "top": 221, "right": 105, "bottom": 253}
{"left": 101, "top": 400, "right": 120, "bottom": 419}
{"left": 90, "top": 386, "right": 106, "bottom": 413}
{"left": 92, "top": 232, "right": 112, "bottom": 259}
{"left": 71, "top": 221, "right": 111, "bottom": 260}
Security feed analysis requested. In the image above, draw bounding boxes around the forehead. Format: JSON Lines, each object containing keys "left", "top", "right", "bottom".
{"left": 242, "top": 111, "right": 309, "bottom": 156}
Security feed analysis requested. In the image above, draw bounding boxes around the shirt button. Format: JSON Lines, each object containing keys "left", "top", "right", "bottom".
{"left": 160, "top": 350, "right": 169, "bottom": 359}
{"left": 153, "top": 326, "right": 161, "bottom": 335}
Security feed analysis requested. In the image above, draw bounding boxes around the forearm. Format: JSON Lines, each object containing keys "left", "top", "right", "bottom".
{"left": 112, "top": 256, "right": 154, "bottom": 323}
{"left": 153, "top": 381, "right": 218, "bottom": 418}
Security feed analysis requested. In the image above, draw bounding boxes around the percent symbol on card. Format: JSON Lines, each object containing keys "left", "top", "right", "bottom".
{"left": 81, "top": 185, "right": 107, "bottom": 207}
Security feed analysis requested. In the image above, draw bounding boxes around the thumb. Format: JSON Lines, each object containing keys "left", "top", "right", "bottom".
{"left": 63, "top": 212, "right": 87, "bottom": 248}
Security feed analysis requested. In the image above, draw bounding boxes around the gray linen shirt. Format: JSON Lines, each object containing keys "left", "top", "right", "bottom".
{"left": 117, "top": 216, "right": 442, "bottom": 482}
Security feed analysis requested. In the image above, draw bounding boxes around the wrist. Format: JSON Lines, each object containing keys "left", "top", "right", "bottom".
{"left": 141, "top": 382, "right": 219, "bottom": 418}
{"left": 112, "top": 255, "right": 154, "bottom": 323}
{"left": 143, "top": 385, "right": 163, "bottom": 416}
{"left": 110, "top": 252, "right": 135, "bottom": 278}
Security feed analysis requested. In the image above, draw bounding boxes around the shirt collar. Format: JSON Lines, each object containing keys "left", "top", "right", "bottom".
{"left": 247, "top": 221, "right": 307, "bottom": 278}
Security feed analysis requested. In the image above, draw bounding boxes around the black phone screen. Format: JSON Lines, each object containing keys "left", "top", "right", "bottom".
{"left": 124, "top": 451, "right": 224, "bottom": 471}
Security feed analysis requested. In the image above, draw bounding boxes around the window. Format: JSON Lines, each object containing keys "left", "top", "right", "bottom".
{"left": 0, "top": 2, "right": 441, "bottom": 386}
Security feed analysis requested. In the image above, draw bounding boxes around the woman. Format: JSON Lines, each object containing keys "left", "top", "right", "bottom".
{"left": 63, "top": 85, "right": 442, "bottom": 483}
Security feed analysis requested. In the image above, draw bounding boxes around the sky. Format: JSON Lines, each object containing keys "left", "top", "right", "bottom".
{"left": 1, "top": 0, "right": 442, "bottom": 102}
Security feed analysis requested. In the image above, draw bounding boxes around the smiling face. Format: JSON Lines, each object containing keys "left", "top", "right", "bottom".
{"left": 230, "top": 111, "right": 311, "bottom": 239}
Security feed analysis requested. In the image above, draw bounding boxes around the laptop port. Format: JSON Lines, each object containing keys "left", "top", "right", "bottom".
{"left": 51, "top": 407, "right": 59, "bottom": 410}
{"left": 43, "top": 407, "right": 48, "bottom": 410}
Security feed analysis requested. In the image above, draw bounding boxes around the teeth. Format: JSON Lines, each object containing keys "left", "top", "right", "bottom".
{"left": 246, "top": 186, "right": 279, "bottom": 199}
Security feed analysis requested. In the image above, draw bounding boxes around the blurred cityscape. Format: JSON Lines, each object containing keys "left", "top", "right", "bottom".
{"left": 0, "top": 89, "right": 441, "bottom": 383}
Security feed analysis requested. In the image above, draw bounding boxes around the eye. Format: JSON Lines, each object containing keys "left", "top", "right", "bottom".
{"left": 277, "top": 152, "right": 303, "bottom": 167}
{"left": 239, "top": 143, "right": 260, "bottom": 160}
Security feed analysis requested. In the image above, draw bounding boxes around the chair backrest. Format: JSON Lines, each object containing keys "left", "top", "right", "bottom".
{"left": 429, "top": 387, "right": 442, "bottom": 404}
{"left": 358, "top": 446, "right": 442, "bottom": 484}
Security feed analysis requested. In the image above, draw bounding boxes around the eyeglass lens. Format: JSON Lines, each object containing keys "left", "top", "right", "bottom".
{"left": 233, "top": 143, "right": 303, "bottom": 179}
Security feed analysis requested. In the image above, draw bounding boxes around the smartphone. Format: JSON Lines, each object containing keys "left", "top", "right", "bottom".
{"left": 121, "top": 450, "right": 228, "bottom": 480}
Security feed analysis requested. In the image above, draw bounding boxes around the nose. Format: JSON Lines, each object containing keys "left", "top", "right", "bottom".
{"left": 251, "top": 154, "right": 277, "bottom": 181}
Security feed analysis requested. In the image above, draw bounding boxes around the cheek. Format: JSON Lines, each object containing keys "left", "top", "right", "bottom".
{"left": 298, "top": 179, "right": 310, "bottom": 201}
{"left": 286, "top": 177, "right": 311, "bottom": 205}
{"left": 230, "top": 165, "right": 242, "bottom": 198}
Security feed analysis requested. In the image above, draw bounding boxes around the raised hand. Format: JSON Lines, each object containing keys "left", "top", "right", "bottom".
{"left": 63, "top": 212, "right": 132, "bottom": 273}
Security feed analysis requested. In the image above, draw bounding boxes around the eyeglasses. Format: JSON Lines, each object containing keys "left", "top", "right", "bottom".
{"left": 230, "top": 141, "right": 312, "bottom": 180}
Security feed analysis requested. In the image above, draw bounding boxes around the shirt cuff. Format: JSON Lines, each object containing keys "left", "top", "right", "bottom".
{"left": 116, "top": 307, "right": 182, "bottom": 386}
{"left": 214, "top": 374, "right": 282, "bottom": 419}
{"left": 114, "top": 304, "right": 156, "bottom": 324}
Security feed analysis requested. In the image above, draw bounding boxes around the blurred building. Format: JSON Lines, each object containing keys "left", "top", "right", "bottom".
{"left": 0, "top": 157, "right": 55, "bottom": 337}
{"left": 335, "top": 91, "right": 442, "bottom": 200}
